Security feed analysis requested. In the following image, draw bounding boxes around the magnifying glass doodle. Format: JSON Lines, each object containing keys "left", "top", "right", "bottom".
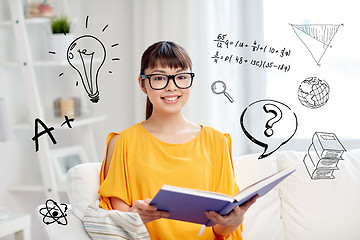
{"left": 211, "top": 80, "right": 234, "bottom": 103}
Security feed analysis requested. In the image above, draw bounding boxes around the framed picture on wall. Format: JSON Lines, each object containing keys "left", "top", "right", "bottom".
{"left": 51, "top": 146, "right": 89, "bottom": 182}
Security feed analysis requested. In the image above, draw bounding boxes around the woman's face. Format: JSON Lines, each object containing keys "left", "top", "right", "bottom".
{"left": 139, "top": 64, "right": 192, "bottom": 117}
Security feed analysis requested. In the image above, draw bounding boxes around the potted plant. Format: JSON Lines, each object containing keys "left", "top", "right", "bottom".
{"left": 51, "top": 15, "right": 71, "bottom": 34}
{"left": 48, "top": 15, "right": 73, "bottom": 61}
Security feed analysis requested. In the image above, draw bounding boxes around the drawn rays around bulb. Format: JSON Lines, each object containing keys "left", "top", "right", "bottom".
{"left": 50, "top": 15, "right": 120, "bottom": 103}
{"left": 110, "top": 43, "right": 120, "bottom": 72}
{"left": 86, "top": 16, "right": 89, "bottom": 28}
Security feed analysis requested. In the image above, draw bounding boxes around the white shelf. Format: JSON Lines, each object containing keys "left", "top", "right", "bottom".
{"left": 0, "top": 17, "right": 50, "bottom": 27}
{"left": 0, "top": 58, "right": 104, "bottom": 67}
{"left": 35, "top": 58, "right": 104, "bottom": 66}
{"left": 13, "top": 123, "right": 32, "bottom": 130}
{"left": 34, "top": 60, "right": 71, "bottom": 67}
{"left": 25, "top": 17, "right": 50, "bottom": 25}
{"left": 0, "top": 20, "right": 12, "bottom": 27}
{"left": 8, "top": 181, "right": 66, "bottom": 193}
{"left": 0, "top": 61, "right": 19, "bottom": 67}
{"left": 8, "top": 182, "right": 44, "bottom": 193}
{"left": 49, "top": 114, "right": 107, "bottom": 129}
{"left": 0, "top": 213, "right": 31, "bottom": 239}
{"left": 13, "top": 114, "right": 107, "bottom": 130}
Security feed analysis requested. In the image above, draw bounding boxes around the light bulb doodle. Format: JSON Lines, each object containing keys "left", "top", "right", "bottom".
{"left": 211, "top": 80, "right": 234, "bottom": 103}
{"left": 67, "top": 35, "right": 106, "bottom": 103}
{"left": 49, "top": 16, "right": 120, "bottom": 103}
{"left": 39, "top": 199, "right": 68, "bottom": 225}
{"left": 240, "top": 99, "right": 298, "bottom": 159}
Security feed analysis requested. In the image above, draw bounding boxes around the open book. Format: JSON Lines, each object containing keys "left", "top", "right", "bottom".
{"left": 150, "top": 168, "right": 295, "bottom": 227}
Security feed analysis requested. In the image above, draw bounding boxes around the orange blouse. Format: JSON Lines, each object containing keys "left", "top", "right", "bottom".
{"left": 98, "top": 123, "right": 242, "bottom": 239}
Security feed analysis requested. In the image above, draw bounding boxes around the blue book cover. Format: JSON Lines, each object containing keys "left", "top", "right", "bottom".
{"left": 150, "top": 168, "right": 295, "bottom": 226}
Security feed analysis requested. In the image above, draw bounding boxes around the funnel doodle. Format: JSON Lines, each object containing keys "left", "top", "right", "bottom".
{"left": 290, "top": 23, "right": 343, "bottom": 66}
{"left": 240, "top": 99, "right": 298, "bottom": 159}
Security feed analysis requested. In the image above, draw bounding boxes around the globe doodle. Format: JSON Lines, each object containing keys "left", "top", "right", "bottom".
{"left": 298, "top": 77, "right": 330, "bottom": 109}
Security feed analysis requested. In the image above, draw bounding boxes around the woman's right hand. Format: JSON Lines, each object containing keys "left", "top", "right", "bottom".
{"left": 129, "top": 198, "right": 169, "bottom": 224}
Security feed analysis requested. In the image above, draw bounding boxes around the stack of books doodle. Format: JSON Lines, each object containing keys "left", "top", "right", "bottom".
{"left": 303, "top": 132, "right": 346, "bottom": 179}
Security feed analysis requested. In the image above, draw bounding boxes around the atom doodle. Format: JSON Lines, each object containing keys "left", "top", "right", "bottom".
{"left": 39, "top": 199, "right": 68, "bottom": 225}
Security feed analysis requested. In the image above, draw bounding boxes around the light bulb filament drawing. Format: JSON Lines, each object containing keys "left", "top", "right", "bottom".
{"left": 67, "top": 35, "right": 106, "bottom": 103}
{"left": 78, "top": 49, "right": 95, "bottom": 95}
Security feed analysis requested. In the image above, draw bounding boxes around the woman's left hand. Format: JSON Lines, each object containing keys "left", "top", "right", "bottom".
{"left": 205, "top": 195, "right": 258, "bottom": 236}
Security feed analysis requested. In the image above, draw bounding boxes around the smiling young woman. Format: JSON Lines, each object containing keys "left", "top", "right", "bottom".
{"left": 94, "top": 41, "right": 257, "bottom": 239}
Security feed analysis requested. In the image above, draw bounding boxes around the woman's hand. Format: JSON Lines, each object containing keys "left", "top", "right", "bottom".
{"left": 205, "top": 195, "right": 259, "bottom": 236}
{"left": 129, "top": 198, "right": 169, "bottom": 224}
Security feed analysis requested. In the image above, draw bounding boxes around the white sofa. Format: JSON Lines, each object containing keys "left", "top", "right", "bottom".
{"left": 39, "top": 149, "right": 360, "bottom": 240}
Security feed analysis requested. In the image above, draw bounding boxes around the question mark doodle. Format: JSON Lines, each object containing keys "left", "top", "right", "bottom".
{"left": 263, "top": 104, "right": 283, "bottom": 137}
{"left": 240, "top": 99, "right": 298, "bottom": 159}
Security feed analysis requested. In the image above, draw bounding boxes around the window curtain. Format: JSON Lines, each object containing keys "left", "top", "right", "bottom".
{"left": 131, "top": 0, "right": 265, "bottom": 156}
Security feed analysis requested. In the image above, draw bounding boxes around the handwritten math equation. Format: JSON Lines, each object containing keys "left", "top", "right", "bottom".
{"left": 211, "top": 34, "right": 291, "bottom": 72}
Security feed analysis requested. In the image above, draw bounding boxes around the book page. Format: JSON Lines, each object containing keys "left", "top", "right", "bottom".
{"left": 161, "top": 185, "right": 235, "bottom": 202}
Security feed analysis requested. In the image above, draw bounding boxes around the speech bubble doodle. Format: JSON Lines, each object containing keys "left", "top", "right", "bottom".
{"left": 240, "top": 99, "right": 298, "bottom": 159}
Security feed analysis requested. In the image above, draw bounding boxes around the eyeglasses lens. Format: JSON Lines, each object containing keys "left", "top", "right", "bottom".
{"left": 150, "top": 73, "right": 192, "bottom": 89}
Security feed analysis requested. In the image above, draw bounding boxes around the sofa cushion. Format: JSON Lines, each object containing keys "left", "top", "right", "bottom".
{"left": 233, "top": 153, "right": 285, "bottom": 240}
{"left": 276, "top": 149, "right": 360, "bottom": 240}
{"left": 67, "top": 162, "right": 102, "bottom": 221}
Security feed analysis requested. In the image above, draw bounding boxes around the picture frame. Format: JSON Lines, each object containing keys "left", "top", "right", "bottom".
{"left": 51, "top": 145, "right": 89, "bottom": 182}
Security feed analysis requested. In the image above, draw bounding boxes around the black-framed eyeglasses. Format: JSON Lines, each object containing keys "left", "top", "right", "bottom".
{"left": 140, "top": 72, "right": 195, "bottom": 90}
